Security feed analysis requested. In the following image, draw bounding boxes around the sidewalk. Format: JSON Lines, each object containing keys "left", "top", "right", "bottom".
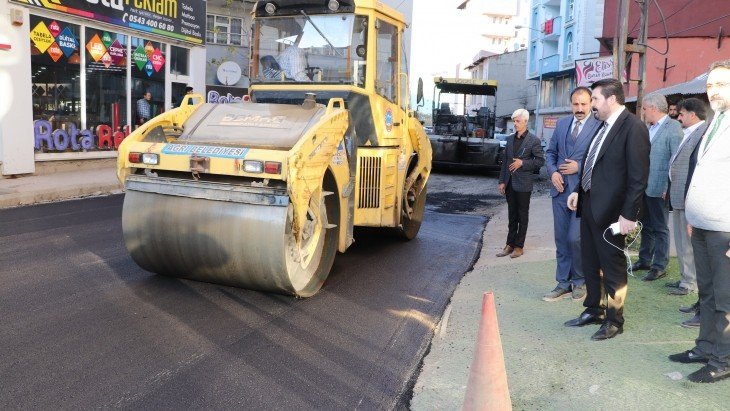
{"left": 411, "top": 196, "right": 728, "bottom": 410}
{"left": 0, "top": 167, "right": 122, "bottom": 209}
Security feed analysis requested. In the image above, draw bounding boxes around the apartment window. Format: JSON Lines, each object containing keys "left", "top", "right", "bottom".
{"left": 568, "top": 0, "right": 575, "bottom": 19}
{"left": 556, "top": 76, "right": 572, "bottom": 106}
{"left": 206, "top": 14, "right": 245, "bottom": 45}
{"left": 564, "top": 32, "right": 573, "bottom": 60}
{"left": 530, "top": 43, "right": 537, "bottom": 72}
{"left": 540, "top": 78, "right": 553, "bottom": 108}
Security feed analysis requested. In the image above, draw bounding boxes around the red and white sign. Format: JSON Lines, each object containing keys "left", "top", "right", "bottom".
{"left": 543, "top": 116, "right": 558, "bottom": 129}
{"left": 575, "top": 57, "right": 615, "bottom": 87}
{"left": 48, "top": 20, "right": 61, "bottom": 38}
{"left": 151, "top": 48, "right": 165, "bottom": 72}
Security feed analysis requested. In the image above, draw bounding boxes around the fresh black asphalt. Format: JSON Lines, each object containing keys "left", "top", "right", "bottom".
{"left": 0, "top": 194, "right": 485, "bottom": 409}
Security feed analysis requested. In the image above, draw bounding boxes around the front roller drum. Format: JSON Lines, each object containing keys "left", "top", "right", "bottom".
{"left": 122, "top": 187, "right": 338, "bottom": 297}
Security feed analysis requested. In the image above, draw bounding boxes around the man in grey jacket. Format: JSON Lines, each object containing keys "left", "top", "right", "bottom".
{"left": 669, "top": 60, "right": 730, "bottom": 383}
{"left": 497, "top": 108, "right": 545, "bottom": 258}
{"left": 632, "top": 93, "right": 682, "bottom": 281}
{"left": 667, "top": 98, "right": 708, "bottom": 298}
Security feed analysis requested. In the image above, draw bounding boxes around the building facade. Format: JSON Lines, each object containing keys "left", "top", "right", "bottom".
{"left": 600, "top": 0, "right": 730, "bottom": 101}
{"left": 526, "top": 0, "right": 604, "bottom": 141}
{"left": 466, "top": 49, "right": 537, "bottom": 133}
{"left": 459, "top": 0, "right": 530, "bottom": 55}
{"left": 0, "top": 0, "right": 207, "bottom": 175}
{"left": 0, "top": 0, "right": 414, "bottom": 177}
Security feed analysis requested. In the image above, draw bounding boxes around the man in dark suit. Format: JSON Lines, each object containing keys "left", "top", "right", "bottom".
{"left": 564, "top": 78, "right": 650, "bottom": 341}
{"left": 497, "top": 108, "right": 545, "bottom": 259}
{"left": 543, "top": 87, "right": 602, "bottom": 301}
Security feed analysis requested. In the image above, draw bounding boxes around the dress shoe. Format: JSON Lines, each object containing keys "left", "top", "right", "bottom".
{"left": 590, "top": 322, "right": 623, "bottom": 341}
{"left": 496, "top": 245, "right": 514, "bottom": 257}
{"left": 642, "top": 268, "right": 667, "bottom": 281}
{"left": 687, "top": 364, "right": 730, "bottom": 383}
{"left": 668, "top": 350, "right": 708, "bottom": 364}
{"left": 630, "top": 261, "right": 651, "bottom": 271}
{"left": 669, "top": 286, "right": 694, "bottom": 296}
{"left": 681, "top": 313, "right": 701, "bottom": 328}
{"left": 571, "top": 284, "right": 586, "bottom": 301}
{"left": 679, "top": 301, "right": 700, "bottom": 314}
{"left": 665, "top": 280, "right": 681, "bottom": 288}
{"left": 564, "top": 312, "right": 605, "bottom": 327}
{"left": 510, "top": 247, "right": 524, "bottom": 258}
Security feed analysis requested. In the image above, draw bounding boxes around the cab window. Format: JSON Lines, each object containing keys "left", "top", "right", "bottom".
{"left": 375, "top": 19, "right": 397, "bottom": 102}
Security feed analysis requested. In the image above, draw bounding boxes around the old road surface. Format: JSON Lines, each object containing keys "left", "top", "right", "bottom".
{"left": 0, "top": 192, "right": 485, "bottom": 409}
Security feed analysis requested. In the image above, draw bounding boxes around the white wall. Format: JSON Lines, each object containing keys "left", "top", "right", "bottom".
{"left": 0, "top": 1, "right": 35, "bottom": 175}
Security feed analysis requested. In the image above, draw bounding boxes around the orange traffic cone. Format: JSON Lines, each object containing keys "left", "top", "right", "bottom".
{"left": 462, "top": 292, "right": 511, "bottom": 411}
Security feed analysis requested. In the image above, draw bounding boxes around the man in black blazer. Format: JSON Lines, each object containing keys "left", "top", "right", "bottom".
{"left": 497, "top": 108, "right": 545, "bottom": 258}
{"left": 564, "top": 78, "right": 650, "bottom": 340}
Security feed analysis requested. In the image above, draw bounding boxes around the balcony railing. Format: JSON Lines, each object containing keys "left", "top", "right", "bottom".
{"left": 540, "top": 54, "right": 560, "bottom": 75}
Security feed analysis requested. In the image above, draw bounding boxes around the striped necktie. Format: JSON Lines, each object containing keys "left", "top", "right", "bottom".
{"left": 571, "top": 120, "right": 581, "bottom": 140}
{"left": 581, "top": 123, "right": 608, "bottom": 191}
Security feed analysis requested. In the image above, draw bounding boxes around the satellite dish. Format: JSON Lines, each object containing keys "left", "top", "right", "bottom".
{"left": 216, "top": 61, "right": 242, "bottom": 86}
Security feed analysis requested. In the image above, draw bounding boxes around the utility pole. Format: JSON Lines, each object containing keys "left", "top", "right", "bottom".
{"left": 613, "top": 0, "right": 649, "bottom": 114}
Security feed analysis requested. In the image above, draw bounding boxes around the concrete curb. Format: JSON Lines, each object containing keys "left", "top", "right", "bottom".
{"left": 0, "top": 184, "right": 123, "bottom": 209}
{"left": 0, "top": 168, "right": 122, "bottom": 209}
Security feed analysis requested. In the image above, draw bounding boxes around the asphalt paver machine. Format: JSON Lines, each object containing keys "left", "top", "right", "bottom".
{"left": 117, "top": 0, "right": 432, "bottom": 297}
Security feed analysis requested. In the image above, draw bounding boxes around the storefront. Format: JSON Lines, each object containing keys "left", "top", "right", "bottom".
{"left": 0, "top": 0, "right": 206, "bottom": 175}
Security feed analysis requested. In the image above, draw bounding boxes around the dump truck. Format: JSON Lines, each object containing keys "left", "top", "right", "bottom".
{"left": 116, "top": 0, "right": 432, "bottom": 297}
{"left": 427, "top": 77, "right": 501, "bottom": 171}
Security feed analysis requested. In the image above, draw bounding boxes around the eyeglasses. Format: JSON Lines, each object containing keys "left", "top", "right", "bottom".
{"left": 706, "top": 82, "right": 730, "bottom": 90}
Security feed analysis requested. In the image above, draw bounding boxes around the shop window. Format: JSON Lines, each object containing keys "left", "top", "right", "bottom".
{"left": 85, "top": 28, "right": 128, "bottom": 139}
{"left": 130, "top": 37, "right": 166, "bottom": 126}
{"left": 30, "top": 15, "right": 81, "bottom": 142}
{"left": 170, "top": 46, "right": 189, "bottom": 76}
{"left": 375, "top": 19, "right": 397, "bottom": 103}
{"left": 206, "top": 14, "right": 246, "bottom": 46}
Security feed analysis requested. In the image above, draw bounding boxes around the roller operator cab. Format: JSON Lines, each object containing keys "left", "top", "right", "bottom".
{"left": 116, "top": 0, "right": 432, "bottom": 297}
{"left": 427, "top": 77, "right": 502, "bottom": 171}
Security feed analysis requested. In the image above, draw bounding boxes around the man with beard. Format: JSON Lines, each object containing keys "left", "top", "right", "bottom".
{"left": 564, "top": 78, "right": 650, "bottom": 340}
{"left": 669, "top": 103, "right": 679, "bottom": 120}
{"left": 543, "top": 87, "right": 601, "bottom": 301}
{"left": 669, "top": 60, "right": 730, "bottom": 383}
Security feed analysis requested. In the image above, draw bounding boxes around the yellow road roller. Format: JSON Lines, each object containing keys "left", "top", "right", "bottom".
{"left": 117, "top": 0, "right": 432, "bottom": 297}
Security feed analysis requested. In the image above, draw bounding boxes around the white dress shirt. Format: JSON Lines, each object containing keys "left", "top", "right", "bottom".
{"left": 571, "top": 116, "right": 585, "bottom": 136}
{"left": 649, "top": 114, "right": 668, "bottom": 143}
{"left": 585, "top": 106, "right": 626, "bottom": 171}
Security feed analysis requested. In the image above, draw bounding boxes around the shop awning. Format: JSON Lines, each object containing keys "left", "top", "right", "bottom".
{"left": 627, "top": 72, "right": 707, "bottom": 102}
